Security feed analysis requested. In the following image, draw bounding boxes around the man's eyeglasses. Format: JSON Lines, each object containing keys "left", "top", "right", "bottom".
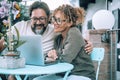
{"left": 51, "top": 16, "right": 66, "bottom": 25}
{"left": 31, "top": 17, "right": 47, "bottom": 22}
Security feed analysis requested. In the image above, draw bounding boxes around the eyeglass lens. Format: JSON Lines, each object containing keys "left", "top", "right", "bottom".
{"left": 31, "top": 17, "right": 47, "bottom": 22}
{"left": 51, "top": 16, "right": 66, "bottom": 25}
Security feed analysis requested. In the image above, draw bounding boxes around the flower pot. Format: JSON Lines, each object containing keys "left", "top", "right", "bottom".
{"left": 0, "top": 51, "right": 25, "bottom": 69}
{"left": 3, "top": 51, "right": 20, "bottom": 58}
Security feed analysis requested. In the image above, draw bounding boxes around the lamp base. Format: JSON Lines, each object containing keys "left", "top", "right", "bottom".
{"left": 0, "top": 56, "right": 25, "bottom": 69}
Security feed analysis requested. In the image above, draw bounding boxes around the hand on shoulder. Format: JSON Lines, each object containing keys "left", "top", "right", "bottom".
{"left": 84, "top": 39, "right": 93, "bottom": 54}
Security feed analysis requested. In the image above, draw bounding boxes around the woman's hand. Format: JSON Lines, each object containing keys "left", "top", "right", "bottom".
{"left": 84, "top": 39, "right": 93, "bottom": 54}
{"left": 46, "top": 49, "right": 58, "bottom": 62}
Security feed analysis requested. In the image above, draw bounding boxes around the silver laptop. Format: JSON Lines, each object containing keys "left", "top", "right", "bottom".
{"left": 17, "top": 35, "right": 45, "bottom": 66}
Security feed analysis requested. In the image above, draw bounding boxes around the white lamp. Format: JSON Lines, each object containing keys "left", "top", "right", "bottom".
{"left": 92, "top": 10, "right": 115, "bottom": 30}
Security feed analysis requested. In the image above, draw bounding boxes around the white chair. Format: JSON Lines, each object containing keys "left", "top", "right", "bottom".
{"left": 91, "top": 48, "right": 105, "bottom": 80}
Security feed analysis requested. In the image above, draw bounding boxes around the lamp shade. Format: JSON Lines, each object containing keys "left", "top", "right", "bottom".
{"left": 92, "top": 10, "right": 115, "bottom": 30}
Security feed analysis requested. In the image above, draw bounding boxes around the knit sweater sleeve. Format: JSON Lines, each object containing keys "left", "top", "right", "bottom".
{"left": 61, "top": 27, "right": 86, "bottom": 63}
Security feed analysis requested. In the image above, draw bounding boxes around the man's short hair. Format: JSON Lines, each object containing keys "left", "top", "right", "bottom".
{"left": 29, "top": 1, "right": 50, "bottom": 17}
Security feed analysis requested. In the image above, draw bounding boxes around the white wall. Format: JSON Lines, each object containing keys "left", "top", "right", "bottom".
{"left": 82, "top": 0, "right": 120, "bottom": 35}
{"left": 109, "top": 0, "right": 120, "bottom": 11}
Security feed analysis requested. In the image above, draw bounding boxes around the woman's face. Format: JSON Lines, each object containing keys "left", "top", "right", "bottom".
{"left": 52, "top": 11, "right": 70, "bottom": 33}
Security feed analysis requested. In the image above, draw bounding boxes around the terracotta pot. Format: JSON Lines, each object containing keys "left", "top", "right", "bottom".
{"left": 3, "top": 51, "right": 20, "bottom": 58}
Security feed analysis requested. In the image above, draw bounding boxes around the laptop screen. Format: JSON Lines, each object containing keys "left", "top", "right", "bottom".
{"left": 17, "top": 35, "right": 45, "bottom": 66}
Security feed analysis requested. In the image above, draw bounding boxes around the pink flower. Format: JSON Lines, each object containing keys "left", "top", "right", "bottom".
{"left": 0, "top": 0, "right": 10, "bottom": 19}
{"left": 2, "top": 19, "right": 9, "bottom": 26}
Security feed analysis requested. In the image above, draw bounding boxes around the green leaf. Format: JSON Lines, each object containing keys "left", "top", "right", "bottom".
{"left": 15, "top": 40, "right": 26, "bottom": 49}
{"left": 14, "top": 26, "right": 19, "bottom": 46}
{"left": 0, "top": 33, "right": 3, "bottom": 38}
{"left": 12, "top": 26, "right": 26, "bottom": 50}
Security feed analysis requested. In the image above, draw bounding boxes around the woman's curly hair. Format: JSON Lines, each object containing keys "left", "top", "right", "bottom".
{"left": 53, "top": 4, "right": 77, "bottom": 26}
{"left": 74, "top": 7, "right": 85, "bottom": 25}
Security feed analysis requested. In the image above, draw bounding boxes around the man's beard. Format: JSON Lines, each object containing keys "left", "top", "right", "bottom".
{"left": 32, "top": 24, "right": 46, "bottom": 35}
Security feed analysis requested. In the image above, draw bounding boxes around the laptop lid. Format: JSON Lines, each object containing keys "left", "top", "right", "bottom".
{"left": 17, "top": 35, "right": 45, "bottom": 66}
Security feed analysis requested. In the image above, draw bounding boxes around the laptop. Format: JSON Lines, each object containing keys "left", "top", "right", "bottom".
{"left": 17, "top": 35, "right": 59, "bottom": 66}
{"left": 17, "top": 35, "right": 45, "bottom": 66}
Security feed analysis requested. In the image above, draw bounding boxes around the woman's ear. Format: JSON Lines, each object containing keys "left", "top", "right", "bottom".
{"left": 67, "top": 21, "right": 73, "bottom": 28}
{"left": 47, "top": 16, "right": 50, "bottom": 23}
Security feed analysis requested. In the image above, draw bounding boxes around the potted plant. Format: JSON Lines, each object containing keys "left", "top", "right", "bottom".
{"left": 0, "top": 25, "right": 26, "bottom": 68}
{"left": 0, "top": 0, "right": 26, "bottom": 68}
{"left": 1, "top": 26, "right": 26, "bottom": 58}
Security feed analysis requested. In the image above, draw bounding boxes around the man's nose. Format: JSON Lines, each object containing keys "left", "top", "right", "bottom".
{"left": 36, "top": 20, "right": 41, "bottom": 24}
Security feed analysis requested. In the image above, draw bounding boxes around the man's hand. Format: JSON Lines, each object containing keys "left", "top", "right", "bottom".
{"left": 84, "top": 39, "right": 93, "bottom": 54}
{"left": 0, "top": 38, "right": 5, "bottom": 51}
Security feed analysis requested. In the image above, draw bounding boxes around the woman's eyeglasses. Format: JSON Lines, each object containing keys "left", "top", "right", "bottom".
{"left": 51, "top": 16, "right": 66, "bottom": 25}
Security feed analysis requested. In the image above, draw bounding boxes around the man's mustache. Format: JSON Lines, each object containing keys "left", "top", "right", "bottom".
{"left": 32, "top": 23, "right": 46, "bottom": 35}
{"left": 34, "top": 24, "right": 45, "bottom": 28}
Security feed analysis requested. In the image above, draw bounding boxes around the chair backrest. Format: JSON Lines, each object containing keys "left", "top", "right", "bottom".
{"left": 91, "top": 48, "right": 105, "bottom": 80}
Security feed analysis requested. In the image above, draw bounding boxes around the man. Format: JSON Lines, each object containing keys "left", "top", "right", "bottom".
{"left": 0, "top": 1, "right": 93, "bottom": 80}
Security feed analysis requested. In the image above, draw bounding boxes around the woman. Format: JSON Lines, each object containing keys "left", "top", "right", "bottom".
{"left": 34, "top": 4, "right": 95, "bottom": 80}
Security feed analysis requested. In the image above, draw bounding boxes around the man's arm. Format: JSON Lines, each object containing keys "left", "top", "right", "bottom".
{"left": 84, "top": 39, "right": 93, "bottom": 54}
{"left": 0, "top": 38, "right": 5, "bottom": 52}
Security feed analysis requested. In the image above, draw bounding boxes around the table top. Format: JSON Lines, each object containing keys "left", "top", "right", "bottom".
{"left": 0, "top": 63, "right": 74, "bottom": 75}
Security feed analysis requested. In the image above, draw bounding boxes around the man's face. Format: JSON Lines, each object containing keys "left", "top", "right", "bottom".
{"left": 30, "top": 9, "right": 48, "bottom": 34}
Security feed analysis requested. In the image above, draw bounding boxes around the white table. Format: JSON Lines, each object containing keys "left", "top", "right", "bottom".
{"left": 0, "top": 63, "right": 74, "bottom": 80}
